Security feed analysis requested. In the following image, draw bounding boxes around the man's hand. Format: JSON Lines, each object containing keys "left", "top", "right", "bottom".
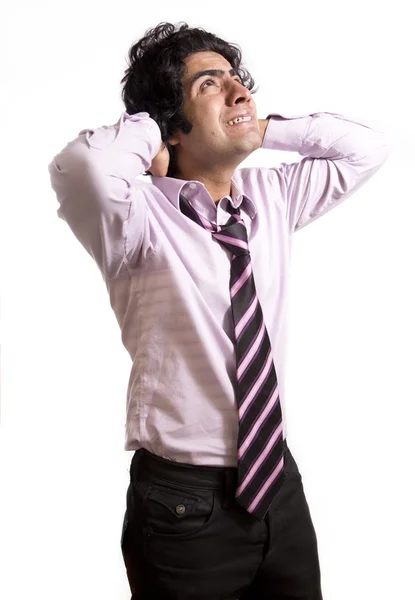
{"left": 149, "top": 142, "right": 170, "bottom": 176}
{"left": 258, "top": 118, "right": 270, "bottom": 143}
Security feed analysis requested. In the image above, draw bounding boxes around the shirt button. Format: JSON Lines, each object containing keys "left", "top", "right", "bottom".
{"left": 175, "top": 504, "right": 186, "bottom": 515}
{"left": 189, "top": 183, "right": 197, "bottom": 189}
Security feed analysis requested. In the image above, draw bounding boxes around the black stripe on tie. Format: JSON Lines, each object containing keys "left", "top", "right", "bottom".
{"left": 238, "top": 367, "right": 279, "bottom": 438}
{"left": 237, "top": 431, "right": 285, "bottom": 510}
{"left": 238, "top": 383, "right": 281, "bottom": 472}
{"left": 236, "top": 311, "right": 275, "bottom": 405}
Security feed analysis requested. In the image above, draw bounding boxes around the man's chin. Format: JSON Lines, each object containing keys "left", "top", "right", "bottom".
{"left": 233, "top": 136, "right": 262, "bottom": 156}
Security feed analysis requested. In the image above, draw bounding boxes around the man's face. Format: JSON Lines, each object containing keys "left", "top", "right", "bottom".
{"left": 169, "top": 51, "right": 262, "bottom": 171}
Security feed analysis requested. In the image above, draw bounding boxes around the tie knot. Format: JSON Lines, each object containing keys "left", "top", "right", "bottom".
{"left": 213, "top": 217, "right": 249, "bottom": 257}
{"left": 179, "top": 194, "right": 249, "bottom": 257}
{"left": 208, "top": 198, "right": 247, "bottom": 257}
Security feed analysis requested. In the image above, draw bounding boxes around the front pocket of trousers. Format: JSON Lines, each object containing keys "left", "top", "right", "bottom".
{"left": 143, "top": 481, "right": 217, "bottom": 539}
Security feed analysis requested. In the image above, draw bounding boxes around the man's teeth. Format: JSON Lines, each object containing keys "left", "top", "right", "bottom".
{"left": 227, "top": 116, "right": 252, "bottom": 126}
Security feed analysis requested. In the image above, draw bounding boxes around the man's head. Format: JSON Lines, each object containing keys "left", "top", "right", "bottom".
{"left": 121, "top": 22, "right": 261, "bottom": 178}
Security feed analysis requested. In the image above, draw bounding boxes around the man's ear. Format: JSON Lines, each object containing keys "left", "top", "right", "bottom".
{"left": 168, "top": 135, "right": 180, "bottom": 147}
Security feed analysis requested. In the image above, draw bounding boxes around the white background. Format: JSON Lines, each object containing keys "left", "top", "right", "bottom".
{"left": 1, "top": 1, "right": 414, "bottom": 599}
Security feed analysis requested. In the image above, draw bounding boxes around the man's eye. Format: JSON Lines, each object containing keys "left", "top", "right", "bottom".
{"left": 200, "top": 77, "right": 244, "bottom": 90}
{"left": 201, "top": 79, "right": 215, "bottom": 89}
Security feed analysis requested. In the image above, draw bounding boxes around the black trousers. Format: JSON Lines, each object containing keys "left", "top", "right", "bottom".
{"left": 121, "top": 439, "right": 323, "bottom": 599}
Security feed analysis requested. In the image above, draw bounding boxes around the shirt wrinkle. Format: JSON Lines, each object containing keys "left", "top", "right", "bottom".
{"left": 48, "top": 110, "right": 390, "bottom": 465}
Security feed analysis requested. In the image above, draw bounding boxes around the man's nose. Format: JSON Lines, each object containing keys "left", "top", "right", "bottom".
{"left": 228, "top": 81, "right": 251, "bottom": 105}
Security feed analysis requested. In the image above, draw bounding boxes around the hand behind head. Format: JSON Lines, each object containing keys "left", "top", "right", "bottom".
{"left": 149, "top": 143, "right": 170, "bottom": 177}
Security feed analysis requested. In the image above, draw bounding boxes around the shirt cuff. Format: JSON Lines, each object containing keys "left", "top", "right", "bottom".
{"left": 81, "top": 111, "right": 162, "bottom": 161}
{"left": 261, "top": 113, "right": 312, "bottom": 152}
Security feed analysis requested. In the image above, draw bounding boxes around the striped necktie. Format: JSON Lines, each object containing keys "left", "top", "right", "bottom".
{"left": 180, "top": 193, "right": 285, "bottom": 521}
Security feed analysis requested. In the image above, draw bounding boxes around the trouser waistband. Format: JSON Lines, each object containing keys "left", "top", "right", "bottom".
{"left": 130, "top": 439, "right": 288, "bottom": 496}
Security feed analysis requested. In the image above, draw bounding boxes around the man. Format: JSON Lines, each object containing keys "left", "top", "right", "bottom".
{"left": 48, "top": 21, "right": 389, "bottom": 600}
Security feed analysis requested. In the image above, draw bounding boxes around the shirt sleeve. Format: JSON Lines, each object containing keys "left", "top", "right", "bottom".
{"left": 48, "top": 111, "right": 162, "bottom": 279}
{"left": 261, "top": 112, "right": 391, "bottom": 232}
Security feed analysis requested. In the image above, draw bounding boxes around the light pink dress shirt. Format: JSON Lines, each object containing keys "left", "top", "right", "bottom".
{"left": 48, "top": 111, "right": 389, "bottom": 465}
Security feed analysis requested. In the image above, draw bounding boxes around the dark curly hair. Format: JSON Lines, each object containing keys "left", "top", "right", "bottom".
{"left": 120, "top": 22, "right": 257, "bottom": 177}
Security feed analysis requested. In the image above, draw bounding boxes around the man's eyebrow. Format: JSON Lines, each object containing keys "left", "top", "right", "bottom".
{"left": 188, "top": 68, "right": 237, "bottom": 89}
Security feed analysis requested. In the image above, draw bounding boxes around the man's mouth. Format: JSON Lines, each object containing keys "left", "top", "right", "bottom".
{"left": 226, "top": 116, "right": 253, "bottom": 126}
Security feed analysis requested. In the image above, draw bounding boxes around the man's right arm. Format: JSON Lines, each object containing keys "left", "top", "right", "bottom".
{"left": 48, "top": 112, "right": 162, "bottom": 279}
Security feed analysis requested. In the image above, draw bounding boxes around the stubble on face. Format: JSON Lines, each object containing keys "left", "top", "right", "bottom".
{"left": 176, "top": 52, "right": 262, "bottom": 168}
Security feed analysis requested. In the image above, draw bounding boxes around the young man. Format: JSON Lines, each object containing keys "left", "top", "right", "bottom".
{"left": 48, "top": 22, "right": 389, "bottom": 600}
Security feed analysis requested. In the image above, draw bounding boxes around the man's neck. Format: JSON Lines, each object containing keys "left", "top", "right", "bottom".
{"left": 177, "top": 167, "right": 235, "bottom": 205}
{"left": 203, "top": 176, "right": 232, "bottom": 205}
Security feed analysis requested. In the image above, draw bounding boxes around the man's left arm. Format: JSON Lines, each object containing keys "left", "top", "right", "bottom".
{"left": 257, "top": 112, "right": 390, "bottom": 232}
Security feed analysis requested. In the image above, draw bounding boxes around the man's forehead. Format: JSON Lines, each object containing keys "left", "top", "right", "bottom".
{"left": 184, "top": 51, "right": 232, "bottom": 78}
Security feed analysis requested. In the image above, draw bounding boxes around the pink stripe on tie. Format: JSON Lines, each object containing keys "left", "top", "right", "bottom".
{"left": 236, "top": 422, "right": 283, "bottom": 497}
{"left": 201, "top": 219, "right": 214, "bottom": 231}
{"left": 238, "top": 384, "right": 280, "bottom": 459}
{"left": 237, "top": 320, "right": 266, "bottom": 381}
{"left": 238, "top": 349, "right": 272, "bottom": 419}
{"left": 214, "top": 233, "right": 248, "bottom": 252}
{"left": 247, "top": 455, "right": 284, "bottom": 514}
{"left": 230, "top": 262, "right": 252, "bottom": 298}
{"left": 235, "top": 296, "right": 258, "bottom": 339}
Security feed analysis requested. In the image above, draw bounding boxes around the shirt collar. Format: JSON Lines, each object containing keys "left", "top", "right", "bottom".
{"left": 151, "top": 175, "right": 257, "bottom": 219}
